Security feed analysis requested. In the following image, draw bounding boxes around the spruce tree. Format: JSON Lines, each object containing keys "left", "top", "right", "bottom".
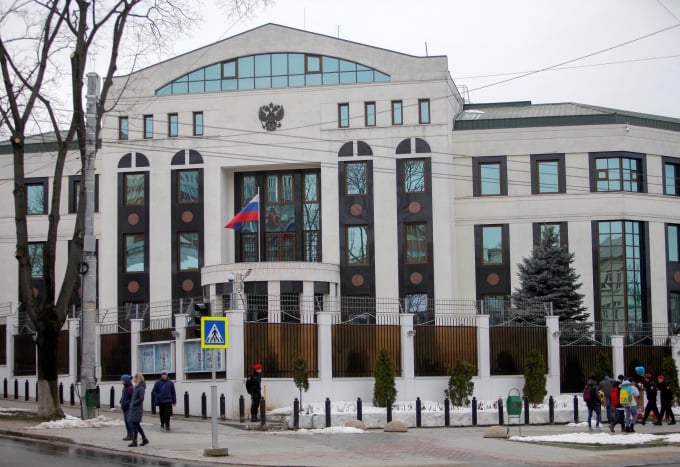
{"left": 593, "top": 351, "right": 613, "bottom": 380}
{"left": 512, "top": 226, "right": 588, "bottom": 327}
{"left": 523, "top": 350, "right": 547, "bottom": 404}
{"left": 373, "top": 348, "right": 397, "bottom": 407}
{"left": 444, "top": 360, "right": 476, "bottom": 407}
{"left": 293, "top": 357, "right": 310, "bottom": 405}
{"left": 660, "top": 356, "right": 680, "bottom": 406}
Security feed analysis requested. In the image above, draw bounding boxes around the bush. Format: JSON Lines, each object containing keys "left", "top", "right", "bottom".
{"left": 293, "top": 357, "right": 310, "bottom": 405}
{"left": 593, "top": 351, "right": 612, "bottom": 380}
{"left": 373, "top": 348, "right": 397, "bottom": 407}
{"left": 444, "top": 360, "right": 475, "bottom": 407}
{"left": 660, "top": 356, "right": 680, "bottom": 406}
{"left": 523, "top": 350, "right": 547, "bottom": 404}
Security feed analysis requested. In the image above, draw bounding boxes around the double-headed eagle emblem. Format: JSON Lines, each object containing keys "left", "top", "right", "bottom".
{"left": 258, "top": 102, "right": 284, "bottom": 131}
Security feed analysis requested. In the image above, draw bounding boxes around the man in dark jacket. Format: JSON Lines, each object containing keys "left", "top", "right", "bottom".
{"left": 641, "top": 373, "right": 661, "bottom": 425}
{"left": 246, "top": 363, "right": 263, "bottom": 422}
{"left": 120, "top": 374, "right": 134, "bottom": 440}
{"left": 585, "top": 377, "right": 602, "bottom": 430}
{"left": 151, "top": 371, "right": 177, "bottom": 431}
{"left": 599, "top": 376, "right": 613, "bottom": 424}
{"left": 658, "top": 375, "right": 676, "bottom": 425}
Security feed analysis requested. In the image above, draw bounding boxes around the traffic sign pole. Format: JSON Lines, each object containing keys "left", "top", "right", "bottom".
{"left": 211, "top": 348, "right": 218, "bottom": 449}
{"left": 200, "top": 316, "right": 229, "bottom": 457}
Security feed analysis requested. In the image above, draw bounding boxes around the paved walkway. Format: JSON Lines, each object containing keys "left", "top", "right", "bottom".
{"left": 1, "top": 398, "right": 679, "bottom": 466}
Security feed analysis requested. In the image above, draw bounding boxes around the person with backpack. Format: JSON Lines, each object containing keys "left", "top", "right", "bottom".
{"left": 599, "top": 376, "right": 613, "bottom": 424}
{"left": 245, "top": 363, "right": 263, "bottom": 422}
{"left": 620, "top": 378, "right": 639, "bottom": 432}
{"left": 658, "top": 375, "right": 677, "bottom": 425}
{"left": 120, "top": 374, "right": 134, "bottom": 441}
{"left": 584, "top": 376, "right": 602, "bottom": 430}
{"left": 609, "top": 380, "right": 625, "bottom": 433}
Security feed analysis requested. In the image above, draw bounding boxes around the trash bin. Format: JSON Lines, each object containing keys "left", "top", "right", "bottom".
{"left": 85, "top": 388, "right": 100, "bottom": 408}
{"left": 506, "top": 395, "right": 522, "bottom": 416}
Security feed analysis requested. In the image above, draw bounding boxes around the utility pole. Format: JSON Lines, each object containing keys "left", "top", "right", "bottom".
{"left": 80, "top": 72, "right": 100, "bottom": 420}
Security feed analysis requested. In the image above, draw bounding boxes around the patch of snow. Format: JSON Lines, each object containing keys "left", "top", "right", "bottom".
{"left": 30, "top": 415, "right": 123, "bottom": 430}
{"left": 280, "top": 426, "right": 367, "bottom": 435}
{"left": 0, "top": 407, "right": 34, "bottom": 415}
{"left": 511, "top": 432, "right": 661, "bottom": 445}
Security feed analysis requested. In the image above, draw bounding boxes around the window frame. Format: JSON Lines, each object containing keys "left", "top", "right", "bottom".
{"left": 480, "top": 225, "right": 505, "bottom": 266}
{"left": 69, "top": 175, "right": 99, "bottom": 213}
{"left": 28, "top": 241, "right": 45, "bottom": 279}
{"left": 123, "top": 173, "right": 145, "bottom": 206}
{"left": 176, "top": 169, "right": 200, "bottom": 204}
{"left": 124, "top": 233, "right": 145, "bottom": 273}
{"left": 346, "top": 225, "right": 369, "bottom": 266}
{"left": 143, "top": 115, "right": 153, "bottom": 139}
{"left": 25, "top": 177, "right": 48, "bottom": 215}
{"left": 589, "top": 151, "right": 646, "bottom": 193}
{"left": 533, "top": 222, "right": 568, "bottom": 248}
{"left": 344, "top": 161, "right": 368, "bottom": 196}
{"left": 668, "top": 223, "right": 679, "bottom": 263}
{"left": 168, "top": 113, "right": 178, "bottom": 137}
{"left": 405, "top": 222, "right": 428, "bottom": 264}
{"left": 663, "top": 157, "right": 680, "bottom": 196}
{"left": 391, "top": 100, "right": 403, "bottom": 125}
{"left": 193, "top": 111, "right": 204, "bottom": 136}
{"left": 401, "top": 158, "right": 426, "bottom": 193}
{"left": 418, "top": 98, "right": 430, "bottom": 124}
{"left": 338, "top": 103, "right": 349, "bottom": 128}
{"left": 472, "top": 156, "right": 507, "bottom": 197}
{"left": 177, "top": 231, "right": 200, "bottom": 271}
{"left": 531, "top": 153, "right": 566, "bottom": 194}
{"left": 118, "top": 116, "right": 129, "bottom": 140}
{"left": 364, "top": 101, "right": 376, "bottom": 127}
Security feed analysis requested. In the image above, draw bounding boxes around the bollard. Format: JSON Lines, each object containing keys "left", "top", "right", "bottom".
{"left": 524, "top": 395, "right": 530, "bottom": 425}
{"left": 573, "top": 394, "right": 578, "bottom": 423}
{"left": 548, "top": 395, "right": 554, "bottom": 424}
{"left": 325, "top": 397, "right": 331, "bottom": 428}
{"left": 415, "top": 397, "right": 421, "bottom": 428}
{"left": 239, "top": 394, "right": 245, "bottom": 422}
{"left": 59, "top": 382, "right": 64, "bottom": 405}
{"left": 110, "top": 386, "right": 115, "bottom": 409}
{"left": 259, "top": 398, "right": 266, "bottom": 427}
{"left": 14, "top": 379, "right": 18, "bottom": 399}
{"left": 471, "top": 396, "right": 478, "bottom": 426}
{"left": 498, "top": 398, "right": 504, "bottom": 425}
{"left": 70, "top": 383, "right": 75, "bottom": 405}
{"left": 184, "top": 391, "right": 190, "bottom": 417}
{"left": 220, "top": 393, "right": 226, "bottom": 421}
{"left": 3, "top": 378, "right": 7, "bottom": 399}
{"left": 25, "top": 379, "right": 29, "bottom": 401}
{"left": 35, "top": 381, "right": 38, "bottom": 401}
{"left": 386, "top": 397, "right": 392, "bottom": 423}
{"left": 293, "top": 398, "right": 300, "bottom": 429}
{"left": 151, "top": 392, "right": 156, "bottom": 415}
{"left": 96, "top": 386, "right": 100, "bottom": 409}
{"left": 201, "top": 392, "right": 207, "bottom": 419}
{"left": 357, "top": 397, "right": 362, "bottom": 421}
{"left": 444, "top": 397, "right": 450, "bottom": 427}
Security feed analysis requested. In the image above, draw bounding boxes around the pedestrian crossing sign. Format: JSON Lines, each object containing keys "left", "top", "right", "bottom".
{"left": 200, "top": 317, "right": 229, "bottom": 349}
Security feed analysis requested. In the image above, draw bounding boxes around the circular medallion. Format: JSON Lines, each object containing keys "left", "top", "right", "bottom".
{"left": 182, "top": 279, "right": 194, "bottom": 292}
{"left": 408, "top": 201, "right": 422, "bottom": 214}
{"left": 410, "top": 272, "right": 423, "bottom": 285}
{"left": 127, "top": 281, "right": 140, "bottom": 293}
{"left": 487, "top": 273, "right": 500, "bottom": 286}
{"left": 350, "top": 204, "right": 363, "bottom": 216}
{"left": 181, "top": 211, "right": 194, "bottom": 223}
{"left": 351, "top": 274, "right": 365, "bottom": 287}
{"left": 674, "top": 271, "right": 680, "bottom": 284}
{"left": 127, "top": 213, "right": 140, "bottom": 226}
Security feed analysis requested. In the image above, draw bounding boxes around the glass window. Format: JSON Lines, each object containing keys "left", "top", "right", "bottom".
{"left": 222, "top": 60, "right": 236, "bottom": 78}
{"left": 271, "top": 54, "right": 287, "bottom": 75}
{"left": 237, "top": 56, "right": 254, "bottom": 78}
{"left": 392, "top": 100, "right": 403, "bottom": 125}
{"left": 178, "top": 232, "right": 199, "bottom": 271}
{"left": 671, "top": 292, "right": 680, "bottom": 326}
{"left": 193, "top": 112, "right": 203, "bottom": 136}
{"left": 306, "top": 55, "right": 321, "bottom": 73}
{"left": 254, "top": 54, "right": 271, "bottom": 76}
{"left": 418, "top": 99, "right": 430, "bottom": 124}
{"left": 71, "top": 179, "right": 81, "bottom": 213}
{"left": 594, "top": 155, "right": 643, "bottom": 192}
{"left": 143, "top": 115, "right": 153, "bottom": 139}
{"left": 28, "top": 242, "right": 44, "bottom": 279}
{"left": 365, "top": 102, "right": 376, "bottom": 127}
{"left": 479, "top": 163, "right": 501, "bottom": 196}
{"left": 664, "top": 161, "right": 680, "bottom": 196}
{"left": 481, "top": 226, "right": 503, "bottom": 265}
{"left": 537, "top": 160, "right": 559, "bottom": 193}
{"left": 177, "top": 170, "right": 199, "bottom": 203}
{"left": 119, "top": 117, "right": 129, "bottom": 140}
{"left": 345, "top": 162, "right": 367, "bottom": 195}
{"left": 338, "top": 103, "right": 349, "bottom": 128}
{"left": 402, "top": 159, "right": 425, "bottom": 193}
{"left": 405, "top": 223, "right": 427, "bottom": 264}
{"left": 539, "top": 223, "right": 561, "bottom": 246}
{"left": 124, "top": 234, "right": 145, "bottom": 272}
{"left": 168, "top": 113, "right": 178, "bottom": 137}
{"left": 668, "top": 224, "right": 679, "bottom": 262}
{"left": 124, "top": 173, "right": 145, "bottom": 206}
{"left": 26, "top": 182, "right": 46, "bottom": 214}
{"left": 347, "top": 226, "right": 368, "bottom": 265}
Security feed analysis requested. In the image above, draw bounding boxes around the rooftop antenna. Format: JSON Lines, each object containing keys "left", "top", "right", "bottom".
{"left": 303, "top": 8, "right": 306, "bottom": 30}
{"left": 425, "top": 42, "right": 429, "bottom": 56}
{"left": 337, "top": 25, "right": 340, "bottom": 38}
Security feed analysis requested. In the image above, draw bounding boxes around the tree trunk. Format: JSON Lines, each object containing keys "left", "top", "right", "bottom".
{"left": 36, "top": 322, "right": 64, "bottom": 420}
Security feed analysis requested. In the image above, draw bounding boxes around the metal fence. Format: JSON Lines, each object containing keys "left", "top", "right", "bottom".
{"left": 244, "top": 322, "right": 318, "bottom": 378}
{"left": 414, "top": 323, "right": 478, "bottom": 376}
{"left": 560, "top": 321, "right": 676, "bottom": 346}
{"left": 100, "top": 333, "right": 131, "bottom": 381}
{"left": 490, "top": 325, "right": 548, "bottom": 375}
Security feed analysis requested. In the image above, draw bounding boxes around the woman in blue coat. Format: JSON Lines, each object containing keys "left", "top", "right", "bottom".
{"left": 128, "top": 373, "right": 149, "bottom": 447}
{"left": 119, "top": 374, "right": 134, "bottom": 440}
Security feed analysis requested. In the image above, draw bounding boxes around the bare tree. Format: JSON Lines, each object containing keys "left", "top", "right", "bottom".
{"left": 1, "top": 0, "right": 269, "bottom": 420}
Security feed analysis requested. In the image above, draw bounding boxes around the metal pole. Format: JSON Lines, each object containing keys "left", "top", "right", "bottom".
{"left": 211, "top": 348, "right": 218, "bottom": 449}
{"left": 80, "top": 72, "right": 100, "bottom": 420}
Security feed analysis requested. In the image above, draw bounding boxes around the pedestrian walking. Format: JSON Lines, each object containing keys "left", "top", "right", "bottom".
{"left": 658, "top": 375, "right": 677, "bottom": 425}
{"left": 128, "top": 373, "right": 150, "bottom": 447}
{"left": 152, "top": 371, "right": 176, "bottom": 431}
{"left": 584, "top": 376, "right": 602, "bottom": 430}
{"left": 641, "top": 373, "right": 662, "bottom": 425}
{"left": 599, "top": 376, "right": 613, "bottom": 424}
{"left": 621, "top": 378, "right": 639, "bottom": 432}
{"left": 245, "top": 363, "right": 263, "bottom": 422}
{"left": 120, "top": 374, "right": 134, "bottom": 440}
{"left": 609, "top": 380, "right": 625, "bottom": 433}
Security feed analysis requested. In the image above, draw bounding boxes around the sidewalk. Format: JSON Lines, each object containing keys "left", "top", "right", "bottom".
{"left": 1, "top": 398, "right": 679, "bottom": 466}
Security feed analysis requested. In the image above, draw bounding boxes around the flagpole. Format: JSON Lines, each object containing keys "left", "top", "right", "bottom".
{"left": 257, "top": 186, "right": 262, "bottom": 263}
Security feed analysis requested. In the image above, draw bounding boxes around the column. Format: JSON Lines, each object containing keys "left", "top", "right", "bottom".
{"left": 672, "top": 336, "right": 680, "bottom": 384}
{"left": 316, "top": 312, "right": 333, "bottom": 396}
{"left": 67, "top": 318, "right": 79, "bottom": 380}
{"left": 130, "top": 319, "right": 143, "bottom": 377}
{"left": 399, "top": 313, "right": 415, "bottom": 399}
{"left": 224, "top": 309, "right": 245, "bottom": 418}
{"left": 268, "top": 281, "right": 280, "bottom": 323}
{"left": 301, "top": 281, "right": 315, "bottom": 324}
{"left": 174, "top": 314, "right": 188, "bottom": 382}
{"left": 545, "top": 316, "right": 560, "bottom": 396}
{"left": 476, "top": 314, "right": 491, "bottom": 399}
{"left": 611, "top": 335, "right": 624, "bottom": 379}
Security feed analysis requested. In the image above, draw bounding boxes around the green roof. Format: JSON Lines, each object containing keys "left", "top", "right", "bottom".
{"left": 454, "top": 101, "right": 680, "bottom": 132}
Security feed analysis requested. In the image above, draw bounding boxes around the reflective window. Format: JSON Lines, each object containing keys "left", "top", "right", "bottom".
{"left": 124, "top": 173, "right": 145, "bottom": 206}
{"left": 193, "top": 112, "right": 203, "bottom": 136}
{"left": 119, "top": 117, "right": 129, "bottom": 140}
{"left": 402, "top": 159, "right": 425, "bottom": 193}
{"left": 143, "top": 115, "right": 153, "bottom": 139}
{"left": 177, "top": 170, "right": 199, "bottom": 203}
{"left": 345, "top": 162, "right": 367, "bottom": 195}
{"left": 304, "top": 172, "right": 320, "bottom": 262}
{"left": 391, "top": 100, "right": 403, "bottom": 125}
{"left": 124, "top": 234, "right": 145, "bottom": 272}
{"left": 405, "top": 223, "right": 427, "bottom": 264}
{"left": 479, "top": 163, "right": 501, "bottom": 196}
{"left": 26, "top": 182, "right": 46, "bottom": 214}
{"left": 265, "top": 174, "right": 295, "bottom": 261}
{"left": 178, "top": 232, "right": 199, "bottom": 271}
{"left": 595, "top": 156, "right": 643, "bottom": 192}
{"left": 537, "top": 160, "right": 559, "bottom": 193}
{"left": 28, "top": 242, "right": 44, "bottom": 279}
{"left": 671, "top": 292, "right": 680, "bottom": 326}
{"left": 539, "top": 223, "right": 561, "bottom": 246}
{"left": 157, "top": 53, "right": 390, "bottom": 95}
{"left": 168, "top": 113, "right": 178, "bottom": 137}
{"left": 664, "top": 161, "right": 680, "bottom": 196}
{"left": 418, "top": 99, "right": 430, "bottom": 124}
{"left": 346, "top": 225, "right": 368, "bottom": 265}
{"left": 668, "top": 224, "right": 679, "bottom": 262}
{"left": 481, "top": 226, "right": 503, "bottom": 265}
{"left": 365, "top": 102, "right": 376, "bottom": 127}
{"left": 338, "top": 103, "right": 349, "bottom": 128}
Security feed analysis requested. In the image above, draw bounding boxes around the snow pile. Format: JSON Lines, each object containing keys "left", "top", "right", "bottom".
{"left": 30, "top": 414, "right": 123, "bottom": 430}
{"left": 511, "top": 432, "right": 662, "bottom": 445}
{"left": 0, "top": 407, "right": 34, "bottom": 416}
{"left": 282, "top": 426, "right": 368, "bottom": 435}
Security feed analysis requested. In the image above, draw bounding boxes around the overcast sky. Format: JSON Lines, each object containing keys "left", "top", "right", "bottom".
{"left": 155, "top": 0, "right": 680, "bottom": 119}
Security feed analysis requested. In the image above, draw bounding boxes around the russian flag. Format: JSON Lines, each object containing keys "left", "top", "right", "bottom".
{"left": 225, "top": 194, "right": 259, "bottom": 230}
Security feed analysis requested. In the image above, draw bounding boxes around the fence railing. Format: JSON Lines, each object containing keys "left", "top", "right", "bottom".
{"left": 560, "top": 321, "right": 677, "bottom": 346}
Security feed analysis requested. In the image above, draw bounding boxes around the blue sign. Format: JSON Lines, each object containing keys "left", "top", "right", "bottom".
{"left": 200, "top": 317, "right": 229, "bottom": 349}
